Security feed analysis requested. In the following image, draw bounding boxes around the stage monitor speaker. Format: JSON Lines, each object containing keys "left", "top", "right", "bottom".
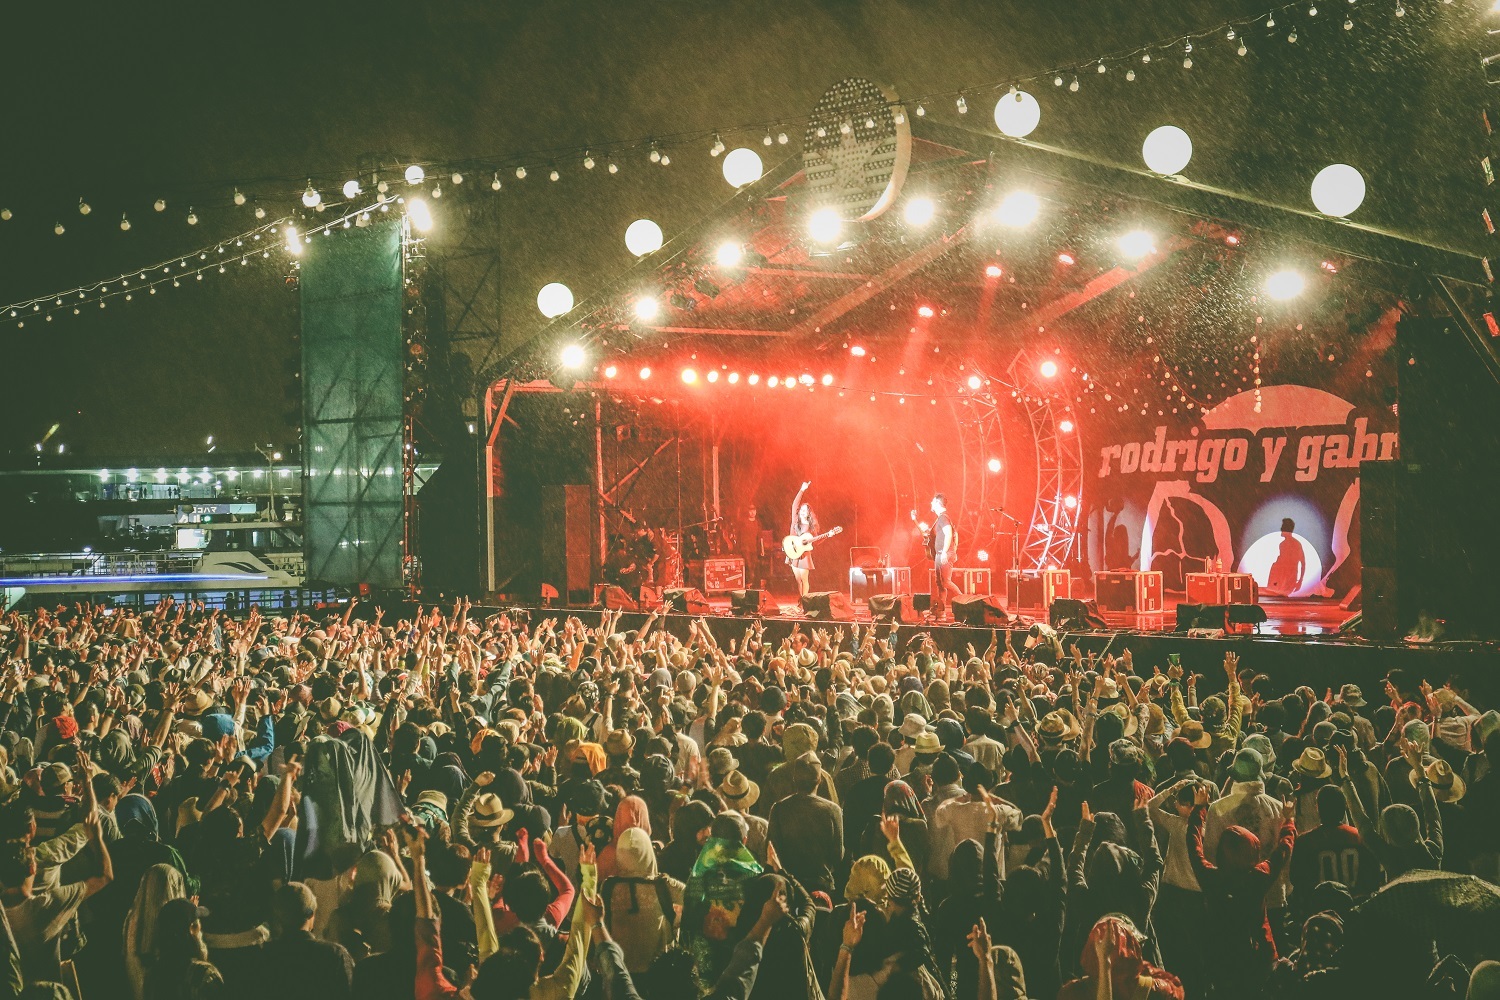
{"left": 662, "top": 587, "right": 714, "bottom": 615}
{"left": 730, "top": 589, "right": 779, "bottom": 616}
{"left": 1175, "top": 603, "right": 1227, "bottom": 631}
{"left": 912, "top": 593, "right": 932, "bottom": 613}
{"left": 952, "top": 595, "right": 1010, "bottom": 627}
{"left": 868, "top": 593, "right": 918, "bottom": 624}
{"left": 1050, "top": 598, "right": 1105, "bottom": 631}
{"left": 593, "top": 585, "right": 640, "bottom": 611}
{"left": 801, "top": 591, "right": 856, "bottom": 621}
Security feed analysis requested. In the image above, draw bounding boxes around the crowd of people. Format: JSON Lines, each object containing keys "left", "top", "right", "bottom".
{"left": 0, "top": 596, "right": 1497, "bottom": 1000}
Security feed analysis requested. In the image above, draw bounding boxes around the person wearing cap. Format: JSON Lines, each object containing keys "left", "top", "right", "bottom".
{"left": 262, "top": 881, "right": 354, "bottom": 1000}
{"left": 767, "top": 754, "right": 843, "bottom": 896}
{"left": 893, "top": 713, "right": 930, "bottom": 776}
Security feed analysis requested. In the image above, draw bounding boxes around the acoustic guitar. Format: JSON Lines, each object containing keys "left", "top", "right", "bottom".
{"left": 782, "top": 525, "right": 843, "bottom": 561}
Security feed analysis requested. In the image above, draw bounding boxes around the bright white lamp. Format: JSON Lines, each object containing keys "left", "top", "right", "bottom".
{"left": 1142, "top": 126, "right": 1193, "bottom": 174}
{"left": 537, "top": 282, "right": 575, "bottom": 318}
{"left": 1265, "top": 270, "right": 1306, "bottom": 301}
{"left": 808, "top": 208, "right": 842, "bottom": 243}
{"left": 1310, "top": 164, "right": 1366, "bottom": 217}
{"left": 1117, "top": 230, "right": 1155, "bottom": 259}
{"left": 721, "top": 148, "right": 763, "bottom": 187}
{"left": 993, "top": 90, "right": 1041, "bottom": 138}
{"left": 903, "top": 197, "right": 936, "bottom": 227}
{"left": 995, "top": 190, "right": 1041, "bottom": 227}
{"left": 625, "top": 219, "right": 664, "bottom": 256}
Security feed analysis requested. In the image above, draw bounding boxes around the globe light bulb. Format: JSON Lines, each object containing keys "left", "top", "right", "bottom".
{"left": 405, "top": 165, "right": 426, "bottom": 185}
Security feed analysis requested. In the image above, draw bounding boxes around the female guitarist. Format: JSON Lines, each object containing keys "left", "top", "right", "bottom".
{"left": 788, "top": 480, "right": 818, "bottom": 596}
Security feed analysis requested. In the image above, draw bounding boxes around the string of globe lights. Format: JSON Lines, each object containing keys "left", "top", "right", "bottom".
{"left": 0, "top": 198, "right": 421, "bottom": 328}
{"left": 0, "top": 0, "right": 1428, "bottom": 248}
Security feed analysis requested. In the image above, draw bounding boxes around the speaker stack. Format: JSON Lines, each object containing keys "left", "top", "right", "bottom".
{"left": 662, "top": 587, "right": 715, "bottom": 615}
{"left": 729, "top": 589, "right": 780, "bottom": 616}
{"left": 951, "top": 594, "right": 1011, "bottom": 627}
{"left": 800, "top": 591, "right": 857, "bottom": 621}
{"left": 868, "top": 593, "right": 919, "bottom": 624}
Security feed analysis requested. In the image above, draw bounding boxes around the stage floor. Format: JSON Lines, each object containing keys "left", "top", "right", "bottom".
{"left": 689, "top": 590, "right": 1355, "bottom": 637}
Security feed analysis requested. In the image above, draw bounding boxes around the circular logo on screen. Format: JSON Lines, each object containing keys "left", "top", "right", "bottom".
{"left": 803, "top": 78, "right": 911, "bottom": 221}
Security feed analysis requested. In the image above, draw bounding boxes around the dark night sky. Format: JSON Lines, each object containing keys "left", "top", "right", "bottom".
{"left": 0, "top": 0, "right": 1486, "bottom": 460}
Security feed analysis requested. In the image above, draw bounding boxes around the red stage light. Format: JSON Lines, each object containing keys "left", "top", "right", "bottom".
{"left": 1063, "top": 494, "right": 1078, "bottom": 510}
{"left": 967, "top": 374, "right": 982, "bottom": 390}
{"left": 850, "top": 345, "right": 866, "bottom": 357}
{"left": 987, "top": 457, "right": 1002, "bottom": 473}
{"left": 1059, "top": 418, "right": 1074, "bottom": 432}
{"left": 1057, "top": 252, "right": 1075, "bottom": 266}
{"left": 639, "top": 366, "right": 652, "bottom": 379}
{"left": 977, "top": 549, "right": 990, "bottom": 563}
{"left": 917, "top": 305, "right": 935, "bottom": 318}
{"left": 604, "top": 365, "right": 618, "bottom": 378}
{"left": 706, "top": 370, "right": 719, "bottom": 383}
{"left": 728, "top": 372, "right": 740, "bottom": 384}
{"left": 799, "top": 373, "right": 814, "bottom": 385}
{"left": 985, "top": 264, "right": 1003, "bottom": 278}
{"left": 767, "top": 376, "right": 779, "bottom": 387}
{"left": 1039, "top": 360, "right": 1058, "bottom": 378}
{"left": 821, "top": 373, "right": 833, "bottom": 385}
{"left": 785, "top": 377, "right": 797, "bottom": 389}
{"left": 681, "top": 368, "right": 697, "bottom": 384}
{"left": 748, "top": 373, "right": 760, "bottom": 385}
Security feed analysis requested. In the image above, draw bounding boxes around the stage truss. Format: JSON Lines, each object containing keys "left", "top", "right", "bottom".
{"left": 974, "top": 348, "right": 1083, "bottom": 572}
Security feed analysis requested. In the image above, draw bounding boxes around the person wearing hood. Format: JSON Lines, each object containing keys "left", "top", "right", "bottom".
{"left": 598, "top": 795, "right": 652, "bottom": 881}
{"left": 932, "top": 829, "right": 1003, "bottom": 1000}
{"left": 123, "top": 863, "right": 189, "bottom": 1000}
{"left": 994, "top": 794, "right": 1066, "bottom": 1000}
{"left": 811, "top": 854, "right": 889, "bottom": 995}
{"left": 1187, "top": 784, "right": 1297, "bottom": 998}
{"left": 1063, "top": 798, "right": 1163, "bottom": 976}
{"left": 1205, "top": 747, "right": 1293, "bottom": 923}
{"left": 602, "top": 826, "right": 684, "bottom": 974}
{"left": 1337, "top": 742, "right": 1443, "bottom": 880}
{"left": 657, "top": 800, "right": 715, "bottom": 883}
{"left": 1058, "top": 914, "right": 1184, "bottom": 1000}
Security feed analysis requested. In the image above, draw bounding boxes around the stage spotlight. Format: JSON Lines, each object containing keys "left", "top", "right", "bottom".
{"left": 903, "top": 196, "right": 937, "bottom": 227}
{"left": 967, "top": 374, "right": 983, "bottom": 390}
{"left": 604, "top": 365, "right": 618, "bottom": 378}
{"left": 850, "top": 345, "right": 867, "bottom": 357}
{"left": 1063, "top": 494, "right": 1078, "bottom": 510}
{"left": 407, "top": 198, "right": 434, "bottom": 233}
{"left": 536, "top": 281, "right": 574, "bottom": 318}
{"left": 987, "top": 457, "right": 1002, "bottom": 473}
{"left": 808, "top": 208, "right": 843, "bottom": 243}
{"left": 917, "top": 305, "right": 935, "bottom": 318}
{"left": 768, "top": 376, "right": 780, "bottom": 387}
{"left": 634, "top": 296, "right": 660, "bottom": 321}
{"left": 681, "top": 368, "right": 698, "bottom": 384}
{"left": 786, "top": 376, "right": 798, "bottom": 389}
{"left": 1039, "top": 359, "right": 1059, "bottom": 378}
{"left": 559, "top": 343, "right": 586, "bottom": 368}
{"left": 1057, "top": 252, "right": 1075, "bottom": 266}
{"left": 706, "top": 370, "right": 719, "bottom": 383}
{"left": 977, "top": 549, "right": 991, "bottom": 562}
{"left": 639, "top": 366, "right": 652, "bottom": 379}
{"left": 1310, "top": 163, "right": 1366, "bottom": 217}
{"left": 993, "top": 89, "right": 1041, "bottom": 137}
{"left": 748, "top": 373, "right": 760, "bottom": 385}
{"left": 1265, "top": 269, "right": 1306, "bottom": 300}
{"left": 728, "top": 372, "right": 740, "bottom": 384}
{"left": 799, "top": 373, "right": 814, "bottom": 385}
{"left": 722, "top": 147, "right": 764, "bottom": 187}
{"left": 1142, "top": 125, "right": 1193, "bottom": 174}
{"left": 625, "top": 219, "right": 664, "bottom": 256}
{"left": 995, "top": 190, "right": 1041, "bottom": 227}
{"left": 1059, "top": 418, "right": 1075, "bottom": 432}
{"left": 715, "top": 241, "right": 744, "bottom": 267}
{"left": 985, "top": 264, "right": 1003, "bottom": 278}
{"left": 821, "top": 373, "right": 834, "bottom": 385}
{"left": 285, "top": 226, "right": 302, "bottom": 255}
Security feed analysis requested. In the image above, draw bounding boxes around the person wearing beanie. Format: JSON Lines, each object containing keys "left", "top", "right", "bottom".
{"left": 1338, "top": 742, "right": 1443, "bottom": 881}
{"left": 1187, "top": 784, "right": 1297, "bottom": 996}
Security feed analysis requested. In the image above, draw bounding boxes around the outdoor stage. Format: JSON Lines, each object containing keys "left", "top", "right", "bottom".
{"left": 485, "top": 591, "right": 1500, "bottom": 706}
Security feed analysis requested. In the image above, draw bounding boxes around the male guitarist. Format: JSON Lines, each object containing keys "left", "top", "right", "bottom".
{"left": 787, "top": 481, "right": 819, "bottom": 597}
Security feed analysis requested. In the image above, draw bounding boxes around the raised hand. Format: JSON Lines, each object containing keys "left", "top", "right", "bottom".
{"left": 967, "top": 918, "right": 993, "bottom": 961}
{"left": 843, "top": 908, "right": 866, "bottom": 949}
{"left": 1193, "top": 784, "right": 1212, "bottom": 808}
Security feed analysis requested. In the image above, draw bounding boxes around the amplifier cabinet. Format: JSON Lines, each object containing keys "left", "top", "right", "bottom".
{"left": 1094, "top": 571, "right": 1164, "bottom": 613}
